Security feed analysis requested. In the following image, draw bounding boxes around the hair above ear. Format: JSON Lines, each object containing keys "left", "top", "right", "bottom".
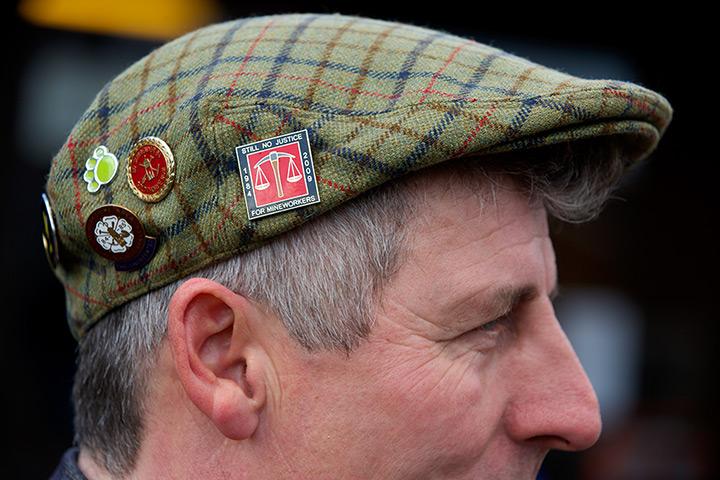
{"left": 167, "top": 277, "right": 267, "bottom": 440}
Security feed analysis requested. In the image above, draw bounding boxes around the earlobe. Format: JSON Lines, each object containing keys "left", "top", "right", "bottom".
{"left": 168, "top": 278, "right": 266, "bottom": 440}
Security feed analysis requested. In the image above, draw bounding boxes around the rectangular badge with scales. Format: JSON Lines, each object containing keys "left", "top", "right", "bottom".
{"left": 236, "top": 129, "right": 321, "bottom": 220}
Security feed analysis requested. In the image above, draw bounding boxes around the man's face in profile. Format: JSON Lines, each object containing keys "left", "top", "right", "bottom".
{"left": 262, "top": 171, "right": 603, "bottom": 479}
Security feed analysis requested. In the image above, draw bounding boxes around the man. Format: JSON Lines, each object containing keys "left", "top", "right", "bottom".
{"left": 42, "top": 13, "right": 671, "bottom": 479}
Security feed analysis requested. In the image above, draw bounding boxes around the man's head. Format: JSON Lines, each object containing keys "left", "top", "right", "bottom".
{"left": 42, "top": 13, "right": 671, "bottom": 479}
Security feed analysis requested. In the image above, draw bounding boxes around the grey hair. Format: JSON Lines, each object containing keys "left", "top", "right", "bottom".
{"left": 72, "top": 138, "right": 629, "bottom": 476}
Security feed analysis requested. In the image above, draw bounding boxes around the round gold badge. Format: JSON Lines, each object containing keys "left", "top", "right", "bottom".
{"left": 127, "top": 136, "right": 175, "bottom": 202}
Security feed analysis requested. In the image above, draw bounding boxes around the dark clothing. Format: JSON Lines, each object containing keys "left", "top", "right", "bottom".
{"left": 49, "top": 448, "right": 87, "bottom": 480}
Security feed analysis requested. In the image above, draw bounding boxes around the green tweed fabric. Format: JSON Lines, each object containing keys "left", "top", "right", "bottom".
{"left": 45, "top": 13, "right": 672, "bottom": 340}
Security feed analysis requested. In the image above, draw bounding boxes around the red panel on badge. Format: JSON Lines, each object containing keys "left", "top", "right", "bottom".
{"left": 247, "top": 143, "right": 308, "bottom": 207}
{"left": 127, "top": 137, "right": 175, "bottom": 202}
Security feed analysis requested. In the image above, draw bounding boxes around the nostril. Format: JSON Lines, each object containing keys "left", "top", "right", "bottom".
{"left": 528, "top": 435, "right": 570, "bottom": 451}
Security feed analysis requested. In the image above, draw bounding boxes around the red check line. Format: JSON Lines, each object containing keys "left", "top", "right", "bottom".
{"left": 263, "top": 72, "right": 401, "bottom": 100}
{"left": 115, "top": 269, "right": 131, "bottom": 302}
{"left": 452, "top": 101, "right": 498, "bottom": 157}
{"left": 604, "top": 87, "right": 661, "bottom": 122}
{"left": 274, "top": 108, "right": 300, "bottom": 137}
{"left": 216, "top": 114, "right": 263, "bottom": 142}
{"left": 224, "top": 17, "right": 282, "bottom": 109}
{"left": 214, "top": 70, "right": 386, "bottom": 98}
{"left": 68, "top": 135, "right": 86, "bottom": 226}
{"left": 208, "top": 70, "right": 483, "bottom": 104}
{"left": 417, "top": 88, "right": 479, "bottom": 103}
{"left": 318, "top": 177, "right": 357, "bottom": 196}
{"left": 66, "top": 282, "right": 112, "bottom": 309}
{"left": 61, "top": 95, "right": 186, "bottom": 154}
{"left": 420, "top": 41, "right": 473, "bottom": 104}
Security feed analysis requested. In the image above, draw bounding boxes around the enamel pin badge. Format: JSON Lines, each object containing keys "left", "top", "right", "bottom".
{"left": 127, "top": 137, "right": 175, "bottom": 203}
{"left": 83, "top": 146, "right": 119, "bottom": 193}
{"left": 236, "top": 129, "right": 320, "bottom": 220}
{"left": 85, "top": 205, "right": 157, "bottom": 271}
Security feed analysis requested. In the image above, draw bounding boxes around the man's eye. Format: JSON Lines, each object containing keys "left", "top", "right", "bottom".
{"left": 479, "top": 318, "right": 501, "bottom": 332}
{"left": 478, "top": 313, "right": 512, "bottom": 332}
{"left": 460, "top": 313, "right": 516, "bottom": 349}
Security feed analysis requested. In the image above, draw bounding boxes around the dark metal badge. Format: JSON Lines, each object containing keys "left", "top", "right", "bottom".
{"left": 41, "top": 193, "right": 60, "bottom": 270}
{"left": 85, "top": 205, "right": 157, "bottom": 271}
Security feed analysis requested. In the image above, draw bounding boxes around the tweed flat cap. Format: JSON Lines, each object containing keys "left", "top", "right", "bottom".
{"left": 43, "top": 13, "right": 672, "bottom": 340}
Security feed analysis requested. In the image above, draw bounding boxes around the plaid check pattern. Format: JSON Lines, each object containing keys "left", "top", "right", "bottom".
{"left": 45, "top": 13, "right": 672, "bottom": 340}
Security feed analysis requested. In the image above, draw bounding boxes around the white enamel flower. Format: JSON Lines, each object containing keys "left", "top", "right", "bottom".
{"left": 94, "top": 215, "right": 134, "bottom": 253}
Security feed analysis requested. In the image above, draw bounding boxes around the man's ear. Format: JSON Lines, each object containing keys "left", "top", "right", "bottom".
{"left": 167, "top": 277, "right": 267, "bottom": 441}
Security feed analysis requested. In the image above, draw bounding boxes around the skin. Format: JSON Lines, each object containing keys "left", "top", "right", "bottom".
{"left": 79, "top": 172, "right": 602, "bottom": 479}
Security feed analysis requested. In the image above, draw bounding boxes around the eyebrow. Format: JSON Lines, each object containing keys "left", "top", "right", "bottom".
{"left": 487, "top": 282, "right": 559, "bottom": 321}
{"left": 489, "top": 286, "right": 537, "bottom": 320}
{"left": 441, "top": 280, "right": 559, "bottom": 332}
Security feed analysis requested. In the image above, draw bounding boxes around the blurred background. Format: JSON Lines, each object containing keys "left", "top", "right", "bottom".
{"left": 2, "top": 1, "right": 715, "bottom": 478}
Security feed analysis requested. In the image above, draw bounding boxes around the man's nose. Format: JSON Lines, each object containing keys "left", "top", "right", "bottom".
{"left": 504, "top": 310, "right": 603, "bottom": 451}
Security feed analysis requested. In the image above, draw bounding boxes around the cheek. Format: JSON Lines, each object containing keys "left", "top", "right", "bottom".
{"left": 368, "top": 349, "right": 507, "bottom": 464}
{"left": 273, "top": 343, "right": 513, "bottom": 478}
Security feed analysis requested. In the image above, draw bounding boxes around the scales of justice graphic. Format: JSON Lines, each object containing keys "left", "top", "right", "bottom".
{"left": 236, "top": 129, "right": 321, "bottom": 220}
{"left": 252, "top": 150, "right": 304, "bottom": 199}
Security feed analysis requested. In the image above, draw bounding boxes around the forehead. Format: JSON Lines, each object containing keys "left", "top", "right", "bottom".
{"left": 404, "top": 167, "right": 549, "bottom": 249}
{"left": 382, "top": 169, "right": 555, "bottom": 324}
